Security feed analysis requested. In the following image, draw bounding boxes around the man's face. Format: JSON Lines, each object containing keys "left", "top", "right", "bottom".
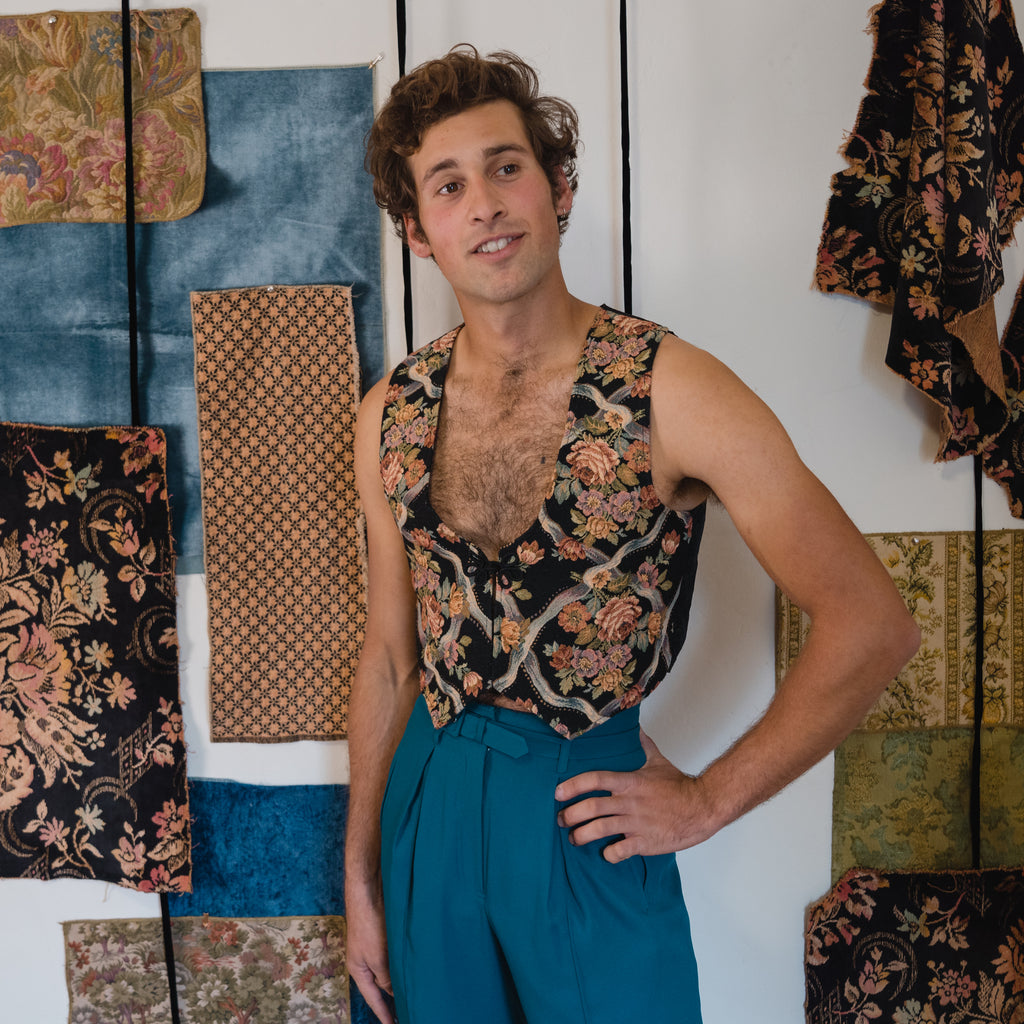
{"left": 403, "top": 99, "right": 572, "bottom": 311}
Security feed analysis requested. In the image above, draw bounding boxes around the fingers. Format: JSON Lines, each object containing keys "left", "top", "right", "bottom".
{"left": 565, "top": 811, "right": 631, "bottom": 848}
{"left": 601, "top": 833, "right": 642, "bottom": 864}
{"left": 557, "top": 792, "right": 620, "bottom": 830}
{"left": 554, "top": 768, "right": 618, "bottom": 802}
{"left": 352, "top": 966, "right": 396, "bottom": 1024}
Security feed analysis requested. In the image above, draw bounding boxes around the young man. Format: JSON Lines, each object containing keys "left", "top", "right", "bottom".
{"left": 345, "top": 45, "right": 919, "bottom": 1024}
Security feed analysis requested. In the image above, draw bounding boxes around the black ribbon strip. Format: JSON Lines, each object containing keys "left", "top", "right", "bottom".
{"left": 159, "top": 893, "right": 181, "bottom": 1024}
{"left": 619, "top": 0, "right": 633, "bottom": 315}
{"left": 120, "top": 5, "right": 179, "bottom": 1019}
{"left": 970, "top": 454, "right": 984, "bottom": 869}
{"left": 120, "top": 0, "right": 141, "bottom": 428}
{"left": 397, "top": 0, "right": 414, "bottom": 355}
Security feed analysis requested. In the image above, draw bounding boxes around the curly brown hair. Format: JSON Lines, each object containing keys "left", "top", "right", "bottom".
{"left": 366, "top": 44, "right": 580, "bottom": 243}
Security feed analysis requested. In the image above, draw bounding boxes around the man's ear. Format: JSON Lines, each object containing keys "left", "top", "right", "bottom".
{"left": 552, "top": 167, "right": 573, "bottom": 216}
{"left": 403, "top": 214, "right": 432, "bottom": 258}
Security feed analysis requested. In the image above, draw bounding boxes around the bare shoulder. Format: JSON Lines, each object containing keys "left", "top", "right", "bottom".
{"left": 354, "top": 372, "right": 418, "bottom": 648}
{"left": 652, "top": 334, "right": 781, "bottom": 439}
{"left": 650, "top": 333, "right": 796, "bottom": 510}
{"left": 356, "top": 374, "right": 392, "bottom": 436}
{"left": 353, "top": 375, "right": 396, "bottom": 522}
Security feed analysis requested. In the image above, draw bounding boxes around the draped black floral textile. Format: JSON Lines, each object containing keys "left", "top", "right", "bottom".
{"left": 816, "top": 0, "right": 1024, "bottom": 515}
{"left": 805, "top": 867, "right": 1024, "bottom": 1023}
{"left": 0, "top": 424, "right": 190, "bottom": 890}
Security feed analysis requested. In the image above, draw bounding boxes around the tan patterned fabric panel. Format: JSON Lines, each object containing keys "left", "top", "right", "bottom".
{"left": 777, "top": 531, "right": 1024, "bottom": 730}
{"left": 192, "top": 285, "right": 365, "bottom": 741}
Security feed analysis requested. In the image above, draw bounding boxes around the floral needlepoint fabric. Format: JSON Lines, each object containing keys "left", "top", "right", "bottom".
{"left": 831, "top": 727, "right": 1024, "bottom": 880}
{"left": 778, "top": 531, "right": 1024, "bottom": 880}
{"left": 63, "top": 916, "right": 350, "bottom": 1023}
{"left": 0, "top": 8, "right": 205, "bottom": 226}
{"left": 778, "top": 532, "right": 1024, "bottom": 730}
{"left": 814, "top": 0, "right": 1024, "bottom": 516}
{"left": 0, "top": 423, "right": 190, "bottom": 890}
{"left": 805, "top": 867, "right": 1024, "bottom": 1024}
{"left": 191, "top": 285, "right": 366, "bottom": 741}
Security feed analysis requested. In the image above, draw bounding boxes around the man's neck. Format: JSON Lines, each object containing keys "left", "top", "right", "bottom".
{"left": 452, "top": 285, "right": 597, "bottom": 379}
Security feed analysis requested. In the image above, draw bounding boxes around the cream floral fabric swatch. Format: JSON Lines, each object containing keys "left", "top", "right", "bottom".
{"left": 64, "top": 915, "right": 349, "bottom": 1022}
{"left": 777, "top": 531, "right": 1024, "bottom": 729}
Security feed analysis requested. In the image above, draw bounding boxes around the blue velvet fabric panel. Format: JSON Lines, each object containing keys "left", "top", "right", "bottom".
{"left": 168, "top": 779, "right": 346, "bottom": 917}
{"left": 0, "top": 67, "right": 384, "bottom": 574}
{"left": 168, "top": 778, "right": 374, "bottom": 1023}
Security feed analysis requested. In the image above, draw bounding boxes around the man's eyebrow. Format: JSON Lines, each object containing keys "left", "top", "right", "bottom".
{"left": 419, "top": 143, "right": 530, "bottom": 188}
{"left": 420, "top": 158, "right": 457, "bottom": 188}
{"left": 483, "top": 142, "right": 529, "bottom": 160}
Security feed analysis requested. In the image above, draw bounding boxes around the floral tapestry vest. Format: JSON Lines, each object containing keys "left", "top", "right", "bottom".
{"left": 380, "top": 306, "right": 705, "bottom": 738}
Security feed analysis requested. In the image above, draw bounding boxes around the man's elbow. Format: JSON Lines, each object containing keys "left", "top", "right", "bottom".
{"left": 877, "top": 603, "right": 921, "bottom": 679}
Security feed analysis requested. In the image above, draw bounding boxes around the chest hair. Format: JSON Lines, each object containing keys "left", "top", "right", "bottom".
{"left": 430, "top": 366, "right": 574, "bottom": 558}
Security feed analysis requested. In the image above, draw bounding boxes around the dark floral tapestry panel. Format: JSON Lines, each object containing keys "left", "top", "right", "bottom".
{"left": 0, "top": 423, "right": 190, "bottom": 890}
{"left": 978, "top": 278, "right": 1024, "bottom": 518}
{"left": 191, "top": 285, "right": 366, "bottom": 741}
{"left": 64, "top": 916, "right": 349, "bottom": 1023}
{"left": 814, "top": 0, "right": 1024, "bottom": 515}
{"left": 805, "top": 867, "right": 1024, "bottom": 1024}
{"left": 0, "top": 9, "right": 205, "bottom": 226}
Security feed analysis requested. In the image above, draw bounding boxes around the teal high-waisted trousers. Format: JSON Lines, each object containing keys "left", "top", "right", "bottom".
{"left": 380, "top": 696, "right": 703, "bottom": 1023}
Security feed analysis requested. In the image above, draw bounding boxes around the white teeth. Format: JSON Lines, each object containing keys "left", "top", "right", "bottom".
{"left": 477, "top": 237, "right": 512, "bottom": 254}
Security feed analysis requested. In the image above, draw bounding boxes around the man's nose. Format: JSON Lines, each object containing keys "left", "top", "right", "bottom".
{"left": 467, "top": 179, "right": 506, "bottom": 222}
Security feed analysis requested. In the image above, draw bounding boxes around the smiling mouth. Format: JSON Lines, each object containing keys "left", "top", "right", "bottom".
{"left": 474, "top": 235, "right": 518, "bottom": 254}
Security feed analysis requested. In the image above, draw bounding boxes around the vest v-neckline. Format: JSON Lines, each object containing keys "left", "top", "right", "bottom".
{"left": 424, "top": 305, "right": 610, "bottom": 561}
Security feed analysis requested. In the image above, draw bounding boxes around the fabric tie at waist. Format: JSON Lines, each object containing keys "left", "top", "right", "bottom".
{"left": 438, "top": 701, "right": 642, "bottom": 771}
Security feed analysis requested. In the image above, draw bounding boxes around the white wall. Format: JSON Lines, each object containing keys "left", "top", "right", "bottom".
{"left": 2, "top": 2, "right": 1019, "bottom": 1022}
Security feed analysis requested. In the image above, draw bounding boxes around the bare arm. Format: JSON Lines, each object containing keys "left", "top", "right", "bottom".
{"left": 556, "top": 336, "right": 920, "bottom": 860}
{"left": 344, "top": 378, "right": 421, "bottom": 1023}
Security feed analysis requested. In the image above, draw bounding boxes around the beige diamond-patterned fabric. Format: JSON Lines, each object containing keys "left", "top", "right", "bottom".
{"left": 191, "top": 285, "right": 366, "bottom": 741}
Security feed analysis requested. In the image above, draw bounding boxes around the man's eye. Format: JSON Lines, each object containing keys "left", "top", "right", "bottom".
{"left": 438, "top": 182, "right": 460, "bottom": 195}
{"left": 497, "top": 163, "right": 518, "bottom": 176}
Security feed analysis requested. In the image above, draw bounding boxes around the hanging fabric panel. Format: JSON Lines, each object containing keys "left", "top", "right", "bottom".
{"left": 814, "top": 0, "right": 1024, "bottom": 515}
{"left": 778, "top": 531, "right": 1024, "bottom": 730}
{"left": 0, "top": 422, "right": 191, "bottom": 890}
{"left": 0, "top": 66, "right": 384, "bottom": 574}
{"left": 63, "top": 915, "right": 350, "bottom": 1021}
{"left": 191, "top": 284, "right": 366, "bottom": 742}
{"left": 0, "top": 8, "right": 205, "bottom": 226}
{"left": 805, "top": 866, "right": 1024, "bottom": 1023}
{"left": 778, "top": 530, "right": 1024, "bottom": 880}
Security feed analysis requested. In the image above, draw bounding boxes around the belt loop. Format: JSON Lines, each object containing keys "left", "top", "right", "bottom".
{"left": 438, "top": 712, "right": 465, "bottom": 745}
{"left": 557, "top": 741, "right": 571, "bottom": 774}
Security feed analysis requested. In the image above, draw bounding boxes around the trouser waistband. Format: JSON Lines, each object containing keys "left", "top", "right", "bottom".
{"left": 437, "top": 699, "right": 641, "bottom": 771}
